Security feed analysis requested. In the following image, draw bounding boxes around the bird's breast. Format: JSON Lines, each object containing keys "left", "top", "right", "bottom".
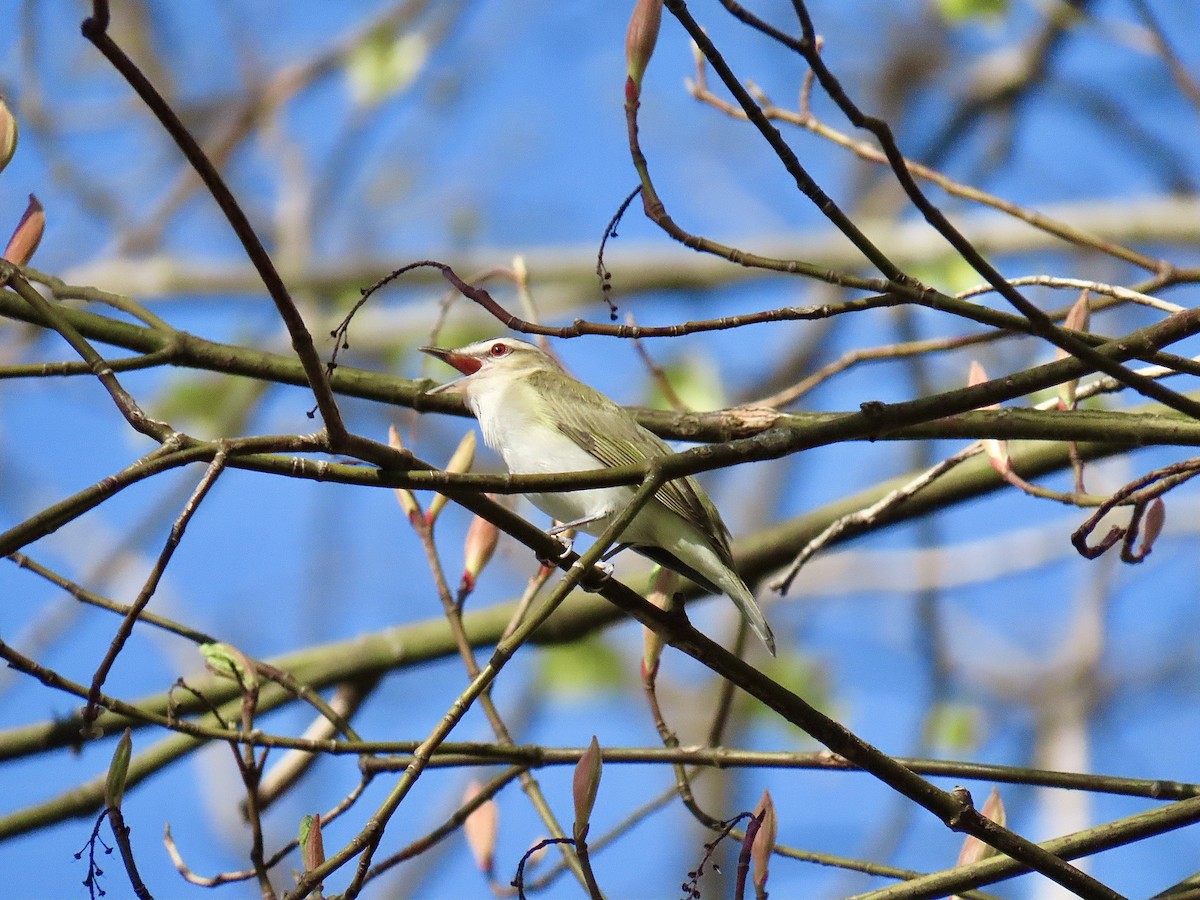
{"left": 468, "top": 379, "right": 635, "bottom": 531}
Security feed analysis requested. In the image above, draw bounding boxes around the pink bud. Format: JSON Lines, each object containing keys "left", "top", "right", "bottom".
{"left": 572, "top": 736, "right": 603, "bottom": 841}
{"left": 642, "top": 567, "right": 676, "bottom": 679}
{"left": 301, "top": 813, "right": 325, "bottom": 873}
{"left": 968, "top": 361, "right": 1008, "bottom": 473}
{"left": 1138, "top": 498, "right": 1165, "bottom": 558}
{"left": 427, "top": 430, "right": 476, "bottom": 526}
{"left": 625, "top": 0, "right": 664, "bottom": 95}
{"left": 4, "top": 194, "right": 43, "bottom": 267}
{"left": 1056, "top": 293, "right": 1091, "bottom": 409}
{"left": 967, "top": 361, "right": 994, "bottom": 404}
{"left": 750, "top": 790, "right": 777, "bottom": 889}
{"left": 387, "top": 425, "right": 422, "bottom": 523}
{"left": 955, "top": 787, "right": 1005, "bottom": 867}
{"left": 0, "top": 98, "right": 17, "bottom": 175}
{"left": 1058, "top": 292, "right": 1092, "bottom": 354}
{"left": 462, "top": 781, "right": 499, "bottom": 876}
{"left": 983, "top": 437, "right": 1010, "bottom": 475}
{"left": 979, "top": 786, "right": 1005, "bottom": 824}
{"left": 460, "top": 510, "right": 500, "bottom": 596}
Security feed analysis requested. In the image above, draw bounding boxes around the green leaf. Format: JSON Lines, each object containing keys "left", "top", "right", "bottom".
{"left": 935, "top": 0, "right": 1009, "bottom": 22}
{"left": 199, "top": 642, "right": 259, "bottom": 692}
{"left": 536, "top": 635, "right": 626, "bottom": 695}
{"left": 346, "top": 29, "right": 428, "bottom": 107}
{"left": 298, "top": 814, "right": 315, "bottom": 850}
{"left": 909, "top": 253, "right": 983, "bottom": 296}
{"left": 750, "top": 654, "right": 832, "bottom": 730}
{"left": 646, "top": 352, "right": 725, "bottom": 412}
{"left": 152, "top": 373, "right": 261, "bottom": 435}
{"left": 924, "top": 702, "right": 981, "bottom": 751}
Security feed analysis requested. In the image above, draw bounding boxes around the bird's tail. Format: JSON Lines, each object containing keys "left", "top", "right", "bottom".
{"left": 712, "top": 567, "right": 777, "bottom": 656}
{"left": 635, "top": 542, "right": 776, "bottom": 655}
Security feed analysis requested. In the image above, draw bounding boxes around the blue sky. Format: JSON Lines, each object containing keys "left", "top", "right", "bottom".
{"left": 3, "top": 1, "right": 1200, "bottom": 897}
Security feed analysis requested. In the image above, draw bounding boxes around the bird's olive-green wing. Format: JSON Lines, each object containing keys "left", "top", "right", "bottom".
{"left": 532, "top": 370, "right": 736, "bottom": 561}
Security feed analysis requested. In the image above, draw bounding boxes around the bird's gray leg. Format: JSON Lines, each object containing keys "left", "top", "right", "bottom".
{"left": 536, "top": 520, "right": 583, "bottom": 568}
{"left": 538, "top": 521, "right": 619, "bottom": 589}
{"left": 601, "top": 542, "right": 630, "bottom": 562}
{"left": 548, "top": 514, "right": 606, "bottom": 535}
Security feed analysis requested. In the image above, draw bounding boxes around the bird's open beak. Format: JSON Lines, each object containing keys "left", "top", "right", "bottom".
{"left": 419, "top": 346, "right": 480, "bottom": 395}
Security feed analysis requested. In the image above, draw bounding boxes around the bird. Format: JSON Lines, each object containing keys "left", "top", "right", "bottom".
{"left": 420, "top": 336, "right": 776, "bottom": 655}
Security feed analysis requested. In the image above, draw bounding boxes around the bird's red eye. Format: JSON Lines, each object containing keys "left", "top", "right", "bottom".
{"left": 489, "top": 342, "right": 509, "bottom": 358}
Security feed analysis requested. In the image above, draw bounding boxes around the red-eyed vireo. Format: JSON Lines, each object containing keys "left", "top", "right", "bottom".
{"left": 420, "top": 337, "right": 776, "bottom": 655}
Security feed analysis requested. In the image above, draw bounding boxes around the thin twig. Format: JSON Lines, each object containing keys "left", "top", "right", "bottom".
{"left": 83, "top": 447, "right": 230, "bottom": 735}
{"left": 80, "top": 1, "right": 349, "bottom": 442}
{"left": 772, "top": 445, "right": 980, "bottom": 594}
{"left": 704, "top": 0, "right": 1200, "bottom": 421}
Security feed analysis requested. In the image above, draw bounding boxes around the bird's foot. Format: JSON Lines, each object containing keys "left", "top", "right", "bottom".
{"left": 578, "top": 560, "right": 614, "bottom": 592}
{"left": 536, "top": 532, "right": 575, "bottom": 568}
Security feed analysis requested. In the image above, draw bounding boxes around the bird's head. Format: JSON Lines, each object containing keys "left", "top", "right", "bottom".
{"left": 420, "top": 337, "right": 560, "bottom": 396}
